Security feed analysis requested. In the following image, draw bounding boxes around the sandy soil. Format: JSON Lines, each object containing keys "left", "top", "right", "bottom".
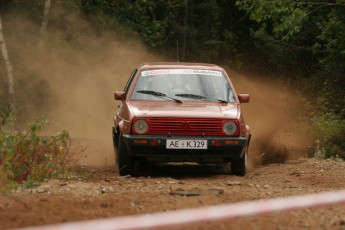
{"left": 1, "top": 150, "right": 345, "bottom": 230}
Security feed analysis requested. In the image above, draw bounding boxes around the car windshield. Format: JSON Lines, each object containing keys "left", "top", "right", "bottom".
{"left": 130, "top": 69, "right": 236, "bottom": 102}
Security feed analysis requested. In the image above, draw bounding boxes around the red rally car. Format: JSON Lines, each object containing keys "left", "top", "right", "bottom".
{"left": 112, "top": 62, "right": 251, "bottom": 176}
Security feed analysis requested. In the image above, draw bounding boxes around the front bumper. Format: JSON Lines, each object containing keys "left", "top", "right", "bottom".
{"left": 122, "top": 134, "right": 248, "bottom": 163}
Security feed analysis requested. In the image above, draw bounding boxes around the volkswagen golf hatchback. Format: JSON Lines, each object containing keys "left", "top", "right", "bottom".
{"left": 112, "top": 62, "right": 251, "bottom": 176}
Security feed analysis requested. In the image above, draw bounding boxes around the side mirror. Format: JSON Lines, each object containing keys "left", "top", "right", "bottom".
{"left": 114, "top": 91, "right": 126, "bottom": 101}
{"left": 238, "top": 94, "right": 250, "bottom": 103}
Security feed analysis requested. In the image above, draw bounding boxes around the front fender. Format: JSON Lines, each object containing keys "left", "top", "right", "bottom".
{"left": 118, "top": 119, "right": 131, "bottom": 134}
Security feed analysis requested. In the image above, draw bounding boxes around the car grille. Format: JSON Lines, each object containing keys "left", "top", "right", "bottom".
{"left": 146, "top": 118, "right": 225, "bottom": 136}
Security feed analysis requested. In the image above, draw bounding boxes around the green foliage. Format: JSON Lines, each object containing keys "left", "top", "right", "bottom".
{"left": 313, "top": 9, "right": 345, "bottom": 118}
{"left": 81, "top": 0, "right": 172, "bottom": 48}
{"left": 81, "top": 0, "right": 247, "bottom": 62}
{"left": 0, "top": 99, "right": 11, "bottom": 130}
{"left": 236, "top": 1, "right": 345, "bottom": 161}
{"left": 0, "top": 120, "right": 72, "bottom": 185}
{"left": 236, "top": 0, "right": 307, "bottom": 41}
{"left": 312, "top": 115, "right": 345, "bottom": 160}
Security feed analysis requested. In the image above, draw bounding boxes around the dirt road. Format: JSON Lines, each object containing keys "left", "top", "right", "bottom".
{"left": 2, "top": 154, "right": 345, "bottom": 230}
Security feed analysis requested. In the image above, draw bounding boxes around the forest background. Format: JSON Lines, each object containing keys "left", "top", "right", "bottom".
{"left": 0, "top": 0, "right": 344, "bottom": 162}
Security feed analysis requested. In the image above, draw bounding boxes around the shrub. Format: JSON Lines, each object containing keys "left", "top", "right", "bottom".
{"left": 0, "top": 100, "right": 12, "bottom": 130}
{"left": 312, "top": 114, "right": 345, "bottom": 160}
{"left": 0, "top": 121, "right": 72, "bottom": 185}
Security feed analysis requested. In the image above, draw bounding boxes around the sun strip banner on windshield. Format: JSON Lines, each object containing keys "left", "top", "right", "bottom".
{"left": 141, "top": 69, "right": 222, "bottom": 77}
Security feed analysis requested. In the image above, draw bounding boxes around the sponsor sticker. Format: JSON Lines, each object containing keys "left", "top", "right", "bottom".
{"left": 141, "top": 69, "right": 222, "bottom": 77}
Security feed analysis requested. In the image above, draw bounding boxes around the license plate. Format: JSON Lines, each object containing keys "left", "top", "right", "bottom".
{"left": 166, "top": 139, "right": 207, "bottom": 149}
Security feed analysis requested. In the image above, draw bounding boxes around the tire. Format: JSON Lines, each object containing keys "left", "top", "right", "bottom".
{"left": 231, "top": 146, "right": 248, "bottom": 176}
{"left": 112, "top": 127, "right": 118, "bottom": 149}
{"left": 116, "top": 134, "right": 135, "bottom": 176}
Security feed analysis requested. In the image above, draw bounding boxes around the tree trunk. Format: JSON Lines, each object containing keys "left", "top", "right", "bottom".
{"left": 0, "top": 15, "right": 15, "bottom": 112}
{"left": 41, "top": 0, "right": 51, "bottom": 33}
{"left": 181, "top": 0, "right": 189, "bottom": 62}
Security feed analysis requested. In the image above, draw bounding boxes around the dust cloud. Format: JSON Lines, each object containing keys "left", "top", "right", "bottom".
{"left": 3, "top": 7, "right": 161, "bottom": 167}
{"left": 229, "top": 71, "right": 312, "bottom": 168}
{"left": 2, "top": 5, "right": 311, "bottom": 168}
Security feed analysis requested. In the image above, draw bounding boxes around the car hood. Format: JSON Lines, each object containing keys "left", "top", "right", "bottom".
{"left": 128, "top": 101, "right": 239, "bottom": 119}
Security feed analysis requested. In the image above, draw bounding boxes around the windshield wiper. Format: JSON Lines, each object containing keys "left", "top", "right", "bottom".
{"left": 175, "top": 93, "right": 228, "bottom": 103}
{"left": 137, "top": 90, "right": 182, "bottom": 103}
{"left": 175, "top": 93, "right": 206, "bottom": 100}
{"left": 204, "top": 98, "right": 228, "bottom": 103}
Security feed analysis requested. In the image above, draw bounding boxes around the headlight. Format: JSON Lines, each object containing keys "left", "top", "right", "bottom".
{"left": 222, "top": 121, "right": 238, "bottom": 135}
{"left": 133, "top": 119, "right": 149, "bottom": 134}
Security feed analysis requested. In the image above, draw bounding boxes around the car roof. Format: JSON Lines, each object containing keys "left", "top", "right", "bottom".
{"left": 137, "top": 62, "right": 225, "bottom": 71}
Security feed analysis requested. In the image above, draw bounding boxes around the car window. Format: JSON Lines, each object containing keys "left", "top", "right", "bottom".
{"left": 130, "top": 69, "right": 235, "bottom": 102}
{"left": 123, "top": 68, "right": 138, "bottom": 93}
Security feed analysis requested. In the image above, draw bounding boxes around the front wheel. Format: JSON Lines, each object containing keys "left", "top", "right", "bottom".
{"left": 116, "top": 134, "right": 135, "bottom": 176}
{"left": 112, "top": 127, "right": 118, "bottom": 149}
{"left": 231, "top": 146, "right": 248, "bottom": 176}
